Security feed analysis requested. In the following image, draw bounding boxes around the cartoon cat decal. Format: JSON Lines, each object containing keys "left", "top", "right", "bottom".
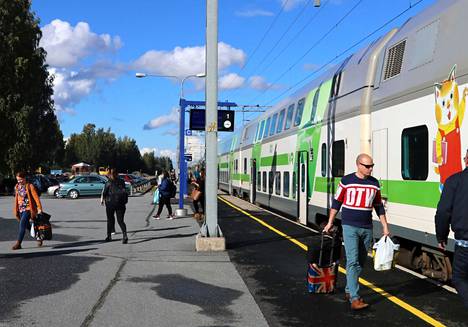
{"left": 434, "top": 65, "right": 467, "bottom": 190}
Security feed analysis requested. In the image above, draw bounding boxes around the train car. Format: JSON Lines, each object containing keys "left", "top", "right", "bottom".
{"left": 218, "top": 0, "right": 468, "bottom": 281}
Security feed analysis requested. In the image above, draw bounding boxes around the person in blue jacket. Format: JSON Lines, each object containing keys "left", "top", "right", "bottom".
{"left": 153, "top": 171, "right": 174, "bottom": 220}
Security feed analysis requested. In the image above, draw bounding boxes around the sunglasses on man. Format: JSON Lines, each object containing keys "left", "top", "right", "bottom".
{"left": 359, "top": 162, "right": 375, "bottom": 169}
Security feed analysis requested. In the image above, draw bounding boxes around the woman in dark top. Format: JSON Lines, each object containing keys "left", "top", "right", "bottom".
{"left": 101, "top": 169, "right": 128, "bottom": 243}
{"left": 153, "top": 171, "right": 174, "bottom": 220}
{"left": 191, "top": 169, "right": 205, "bottom": 214}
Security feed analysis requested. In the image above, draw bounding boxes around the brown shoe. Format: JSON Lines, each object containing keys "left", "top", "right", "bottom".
{"left": 12, "top": 241, "right": 22, "bottom": 250}
{"left": 37, "top": 240, "right": 43, "bottom": 247}
{"left": 351, "top": 298, "right": 369, "bottom": 310}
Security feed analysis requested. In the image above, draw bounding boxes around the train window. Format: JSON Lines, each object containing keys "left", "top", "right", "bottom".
{"left": 283, "top": 172, "right": 290, "bottom": 197}
{"left": 292, "top": 171, "right": 296, "bottom": 199}
{"left": 321, "top": 143, "right": 327, "bottom": 177}
{"left": 244, "top": 158, "right": 247, "bottom": 174}
{"left": 264, "top": 117, "right": 272, "bottom": 139}
{"left": 401, "top": 125, "right": 428, "bottom": 180}
{"left": 285, "top": 104, "right": 295, "bottom": 130}
{"left": 269, "top": 171, "right": 274, "bottom": 194}
{"left": 275, "top": 172, "right": 281, "bottom": 195}
{"left": 301, "top": 164, "right": 305, "bottom": 192}
{"left": 259, "top": 120, "right": 266, "bottom": 141}
{"left": 257, "top": 171, "right": 261, "bottom": 191}
{"left": 254, "top": 124, "right": 259, "bottom": 142}
{"left": 294, "top": 98, "right": 305, "bottom": 126}
{"left": 310, "top": 88, "right": 321, "bottom": 124}
{"left": 332, "top": 140, "right": 345, "bottom": 177}
{"left": 277, "top": 109, "right": 286, "bottom": 133}
{"left": 262, "top": 172, "right": 267, "bottom": 192}
{"left": 270, "top": 113, "right": 278, "bottom": 137}
{"left": 235, "top": 159, "right": 238, "bottom": 173}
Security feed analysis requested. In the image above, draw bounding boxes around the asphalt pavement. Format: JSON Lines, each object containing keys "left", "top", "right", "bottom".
{"left": 0, "top": 193, "right": 268, "bottom": 327}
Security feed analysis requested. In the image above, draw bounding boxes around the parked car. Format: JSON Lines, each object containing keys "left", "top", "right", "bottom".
{"left": 57, "top": 175, "right": 107, "bottom": 199}
{"left": 46, "top": 177, "right": 61, "bottom": 197}
{"left": 57, "top": 175, "right": 131, "bottom": 199}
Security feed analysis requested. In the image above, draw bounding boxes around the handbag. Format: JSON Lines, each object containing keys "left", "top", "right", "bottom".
{"left": 191, "top": 189, "right": 202, "bottom": 201}
{"left": 30, "top": 222, "right": 36, "bottom": 238}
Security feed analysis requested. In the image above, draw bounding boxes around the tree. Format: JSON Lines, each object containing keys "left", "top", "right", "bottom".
{"left": 0, "top": 0, "right": 63, "bottom": 174}
{"left": 142, "top": 151, "right": 157, "bottom": 174}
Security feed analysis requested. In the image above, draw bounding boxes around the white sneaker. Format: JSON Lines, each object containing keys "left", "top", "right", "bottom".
{"left": 153, "top": 215, "right": 160, "bottom": 220}
{"left": 166, "top": 215, "right": 174, "bottom": 220}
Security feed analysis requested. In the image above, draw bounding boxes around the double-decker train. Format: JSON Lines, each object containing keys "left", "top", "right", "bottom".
{"left": 218, "top": 0, "right": 467, "bottom": 281}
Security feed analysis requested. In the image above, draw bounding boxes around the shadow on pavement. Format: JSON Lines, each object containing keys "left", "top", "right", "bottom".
{"left": 130, "top": 233, "right": 198, "bottom": 245}
{"left": 52, "top": 240, "right": 106, "bottom": 249}
{"left": 227, "top": 232, "right": 312, "bottom": 250}
{"left": 129, "top": 274, "right": 243, "bottom": 323}
{"left": 0, "top": 248, "right": 102, "bottom": 321}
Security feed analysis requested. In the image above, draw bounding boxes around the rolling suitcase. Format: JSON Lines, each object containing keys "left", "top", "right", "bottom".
{"left": 307, "top": 233, "right": 340, "bottom": 294}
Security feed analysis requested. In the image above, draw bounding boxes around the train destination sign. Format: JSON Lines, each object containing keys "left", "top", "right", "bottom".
{"left": 189, "top": 109, "right": 235, "bottom": 132}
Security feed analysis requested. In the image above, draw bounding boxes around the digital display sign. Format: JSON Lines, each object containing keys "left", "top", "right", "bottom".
{"left": 189, "top": 109, "right": 235, "bottom": 132}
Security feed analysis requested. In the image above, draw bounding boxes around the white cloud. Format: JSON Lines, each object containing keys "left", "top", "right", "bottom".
{"left": 163, "top": 129, "right": 179, "bottom": 136}
{"left": 143, "top": 107, "right": 179, "bottom": 130}
{"left": 159, "top": 149, "right": 176, "bottom": 159}
{"left": 236, "top": 9, "right": 274, "bottom": 17}
{"left": 280, "top": 0, "right": 307, "bottom": 11}
{"left": 219, "top": 73, "right": 245, "bottom": 90}
{"left": 132, "top": 42, "right": 246, "bottom": 79}
{"left": 140, "top": 147, "right": 157, "bottom": 156}
{"left": 41, "top": 19, "right": 122, "bottom": 67}
{"left": 303, "top": 63, "right": 319, "bottom": 71}
{"left": 248, "top": 75, "right": 281, "bottom": 90}
{"left": 49, "top": 67, "right": 95, "bottom": 114}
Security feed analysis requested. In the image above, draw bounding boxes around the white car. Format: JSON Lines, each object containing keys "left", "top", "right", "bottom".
{"left": 47, "top": 185, "right": 60, "bottom": 197}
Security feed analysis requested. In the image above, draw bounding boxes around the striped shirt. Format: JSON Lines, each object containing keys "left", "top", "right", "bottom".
{"left": 331, "top": 173, "right": 385, "bottom": 229}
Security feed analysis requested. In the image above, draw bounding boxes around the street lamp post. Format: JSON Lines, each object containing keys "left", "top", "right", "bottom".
{"left": 136, "top": 72, "right": 205, "bottom": 216}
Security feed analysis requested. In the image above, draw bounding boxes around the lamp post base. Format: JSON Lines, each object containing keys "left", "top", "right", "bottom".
{"left": 175, "top": 208, "right": 188, "bottom": 217}
{"left": 195, "top": 233, "right": 226, "bottom": 251}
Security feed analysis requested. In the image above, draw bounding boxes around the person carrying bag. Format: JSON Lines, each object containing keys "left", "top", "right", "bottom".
{"left": 12, "top": 172, "right": 45, "bottom": 250}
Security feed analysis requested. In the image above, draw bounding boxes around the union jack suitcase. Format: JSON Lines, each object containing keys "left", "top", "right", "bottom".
{"left": 307, "top": 233, "right": 339, "bottom": 294}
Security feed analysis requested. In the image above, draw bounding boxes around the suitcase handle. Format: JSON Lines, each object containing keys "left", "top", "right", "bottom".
{"left": 319, "top": 232, "right": 336, "bottom": 267}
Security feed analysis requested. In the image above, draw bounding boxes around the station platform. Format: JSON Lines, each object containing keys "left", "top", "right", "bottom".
{"left": 217, "top": 194, "right": 468, "bottom": 327}
{"left": 1, "top": 191, "right": 467, "bottom": 326}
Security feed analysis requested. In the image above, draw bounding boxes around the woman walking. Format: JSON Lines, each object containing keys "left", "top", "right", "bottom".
{"left": 12, "top": 172, "right": 44, "bottom": 250}
{"left": 101, "top": 169, "right": 128, "bottom": 243}
{"left": 153, "top": 171, "right": 174, "bottom": 220}
{"left": 191, "top": 169, "right": 205, "bottom": 214}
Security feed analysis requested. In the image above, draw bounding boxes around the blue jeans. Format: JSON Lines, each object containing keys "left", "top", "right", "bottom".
{"left": 18, "top": 210, "right": 31, "bottom": 242}
{"left": 453, "top": 245, "right": 468, "bottom": 307}
{"left": 342, "top": 224, "right": 373, "bottom": 302}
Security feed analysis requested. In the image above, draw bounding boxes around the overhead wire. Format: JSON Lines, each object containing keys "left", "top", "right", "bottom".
{"left": 221, "top": 0, "right": 290, "bottom": 91}
{"left": 260, "top": 0, "right": 426, "bottom": 106}
{"left": 248, "top": 0, "right": 365, "bottom": 104}
{"left": 228, "top": 0, "right": 318, "bottom": 100}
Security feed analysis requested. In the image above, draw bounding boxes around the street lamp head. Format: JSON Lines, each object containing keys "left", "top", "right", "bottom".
{"left": 135, "top": 72, "right": 147, "bottom": 78}
{"left": 196, "top": 73, "right": 206, "bottom": 78}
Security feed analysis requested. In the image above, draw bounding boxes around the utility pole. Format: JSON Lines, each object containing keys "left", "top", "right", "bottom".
{"left": 196, "top": 0, "right": 225, "bottom": 251}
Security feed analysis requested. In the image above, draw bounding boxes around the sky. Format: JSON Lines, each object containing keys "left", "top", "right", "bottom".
{"left": 31, "top": 0, "right": 437, "bottom": 162}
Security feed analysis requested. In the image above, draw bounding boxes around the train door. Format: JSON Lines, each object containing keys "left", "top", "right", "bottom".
{"left": 372, "top": 129, "right": 388, "bottom": 196}
{"left": 297, "top": 151, "right": 309, "bottom": 224}
{"left": 250, "top": 159, "right": 257, "bottom": 203}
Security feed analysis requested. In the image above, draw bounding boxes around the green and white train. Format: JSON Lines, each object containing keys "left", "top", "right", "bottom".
{"left": 218, "top": 0, "right": 467, "bottom": 280}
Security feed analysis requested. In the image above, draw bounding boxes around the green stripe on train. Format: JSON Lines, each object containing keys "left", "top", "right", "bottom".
{"left": 313, "top": 177, "right": 440, "bottom": 208}
{"left": 219, "top": 162, "right": 228, "bottom": 169}
{"left": 260, "top": 154, "right": 290, "bottom": 166}
{"left": 231, "top": 173, "right": 250, "bottom": 182}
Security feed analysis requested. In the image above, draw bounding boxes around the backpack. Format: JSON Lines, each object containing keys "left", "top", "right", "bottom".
{"left": 108, "top": 180, "right": 128, "bottom": 207}
{"left": 30, "top": 177, "right": 43, "bottom": 196}
{"left": 168, "top": 181, "right": 177, "bottom": 198}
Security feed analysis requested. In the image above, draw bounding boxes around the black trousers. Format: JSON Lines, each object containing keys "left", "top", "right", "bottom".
{"left": 157, "top": 196, "right": 172, "bottom": 216}
{"left": 106, "top": 206, "right": 127, "bottom": 236}
{"left": 193, "top": 196, "right": 204, "bottom": 213}
{"left": 453, "top": 245, "right": 468, "bottom": 307}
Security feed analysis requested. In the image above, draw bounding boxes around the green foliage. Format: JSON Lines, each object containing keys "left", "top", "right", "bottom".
{"left": 63, "top": 123, "right": 173, "bottom": 174}
{"left": 0, "top": 0, "right": 63, "bottom": 175}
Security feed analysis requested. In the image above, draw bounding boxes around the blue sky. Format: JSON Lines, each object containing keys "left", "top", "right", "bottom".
{"left": 31, "top": 0, "right": 437, "bottom": 160}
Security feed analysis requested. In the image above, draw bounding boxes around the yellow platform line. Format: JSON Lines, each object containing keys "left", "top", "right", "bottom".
{"left": 218, "top": 196, "right": 445, "bottom": 327}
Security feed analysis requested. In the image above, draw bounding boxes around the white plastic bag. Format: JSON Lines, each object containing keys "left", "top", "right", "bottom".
{"left": 373, "top": 236, "right": 400, "bottom": 271}
{"left": 153, "top": 188, "right": 160, "bottom": 205}
{"left": 30, "top": 222, "right": 35, "bottom": 238}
